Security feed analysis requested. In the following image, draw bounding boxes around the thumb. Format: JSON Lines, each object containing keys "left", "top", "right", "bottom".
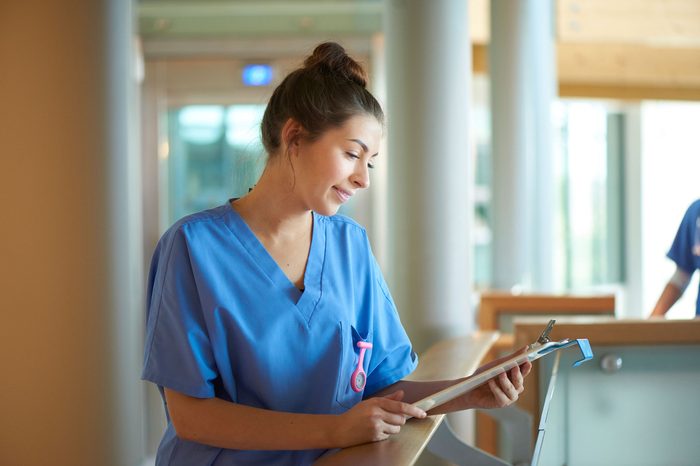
{"left": 384, "top": 390, "right": 405, "bottom": 401}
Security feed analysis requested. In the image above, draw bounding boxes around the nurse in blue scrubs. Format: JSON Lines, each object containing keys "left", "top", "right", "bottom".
{"left": 650, "top": 198, "right": 700, "bottom": 318}
{"left": 142, "top": 42, "right": 532, "bottom": 465}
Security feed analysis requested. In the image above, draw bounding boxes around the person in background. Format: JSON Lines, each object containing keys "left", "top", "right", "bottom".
{"left": 142, "top": 41, "right": 531, "bottom": 465}
{"left": 650, "top": 198, "right": 700, "bottom": 318}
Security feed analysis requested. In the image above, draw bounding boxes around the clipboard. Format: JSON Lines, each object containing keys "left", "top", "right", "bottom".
{"left": 412, "top": 320, "right": 593, "bottom": 412}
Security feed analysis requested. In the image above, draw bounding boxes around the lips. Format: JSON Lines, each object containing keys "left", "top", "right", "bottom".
{"left": 333, "top": 186, "right": 353, "bottom": 203}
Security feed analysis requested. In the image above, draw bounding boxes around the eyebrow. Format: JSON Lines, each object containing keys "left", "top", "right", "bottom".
{"left": 348, "top": 138, "right": 379, "bottom": 157}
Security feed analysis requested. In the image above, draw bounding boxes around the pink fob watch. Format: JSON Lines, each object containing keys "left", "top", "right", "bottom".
{"left": 350, "top": 341, "right": 373, "bottom": 392}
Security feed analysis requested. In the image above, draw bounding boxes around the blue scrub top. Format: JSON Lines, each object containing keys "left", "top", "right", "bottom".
{"left": 667, "top": 199, "right": 700, "bottom": 316}
{"left": 142, "top": 203, "right": 418, "bottom": 465}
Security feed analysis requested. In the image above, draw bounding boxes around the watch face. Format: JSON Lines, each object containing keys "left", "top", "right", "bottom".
{"left": 354, "top": 372, "right": 366, "bottom": 390}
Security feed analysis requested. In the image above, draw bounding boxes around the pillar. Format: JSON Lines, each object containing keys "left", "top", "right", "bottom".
{"left": 384, "top": 0, "right": 473, "bottom": 354}
{"left": 0, "top": 1, "right": 144, "bottom": 465}
{"left": 490, "top": 0, "right": 556, "bottom": 292}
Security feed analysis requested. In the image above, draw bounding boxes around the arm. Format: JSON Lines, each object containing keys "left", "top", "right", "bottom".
{"left": 371, "top": 349, "right": 532, "bottom": 416}
{"left": 650, "top": 283, "right": 683, "bottom": 318}
{"left": 164, "top": 387, "right": 427, "bottom": 450}
{"left": 650, "top": 267, "right": 690, "bottom": 318}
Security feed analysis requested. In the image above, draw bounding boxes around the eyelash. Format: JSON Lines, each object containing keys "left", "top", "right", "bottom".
{"left": 347, "top": 152, "right": 375, "bottom": 170}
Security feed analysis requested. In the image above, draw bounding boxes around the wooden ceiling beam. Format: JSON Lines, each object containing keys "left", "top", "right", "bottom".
{"left": 557, "top": 0, "right": 700, "bottom": 47}
{"left": 473, "top": 42, "right": 700, "bottom": 101}
{"left": 557, "top": 43, "right": 700, "bottom": 89}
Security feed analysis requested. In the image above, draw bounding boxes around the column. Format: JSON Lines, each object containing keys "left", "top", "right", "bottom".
{"left": 384, "top": 0, "right": 473, "bottom": 354}
{"left": 0, "top": 1, "right": 143, "bottom": 465}
{"left": 490, "top": 0, "right": 556, "bottom": 292}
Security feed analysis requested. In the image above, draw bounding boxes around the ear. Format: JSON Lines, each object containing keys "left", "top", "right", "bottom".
{"left": 280, "top": 118, "right": 303, "bottom": 155}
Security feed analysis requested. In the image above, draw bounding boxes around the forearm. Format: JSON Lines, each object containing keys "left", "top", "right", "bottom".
{"left": 165, "top": 388, "right": 338, "bottom": 450}
{"left": 650, "top": 283, "right": 682, "bottom": 317}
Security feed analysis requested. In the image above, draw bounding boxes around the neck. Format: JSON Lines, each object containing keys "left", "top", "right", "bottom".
{"left": 232, "top": 159, "right": 310, "bottom": 239}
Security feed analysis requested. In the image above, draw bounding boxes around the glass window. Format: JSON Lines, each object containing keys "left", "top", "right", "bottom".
{"left": 553, "top": 100, "right": 626, "bottom": 290}
{"left": 471, "top": 92, "right": 627, "bottom": 293}
{"left": 165, "top": 104, "right": 266, "bottom": 225}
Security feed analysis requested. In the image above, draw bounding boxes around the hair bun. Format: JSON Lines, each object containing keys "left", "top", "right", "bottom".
{"left": 303, "top": 42, "right": 368, "bottom": 88}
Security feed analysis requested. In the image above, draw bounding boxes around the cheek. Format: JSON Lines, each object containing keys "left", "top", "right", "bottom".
{"left": 298, "top": 148, "right": 348, "bottom": 187}
{"left": 327, "top": 163, "right": 347, "bottom": 180}
{"left": 314, "top": 158, "right": 347, "bottom": 183}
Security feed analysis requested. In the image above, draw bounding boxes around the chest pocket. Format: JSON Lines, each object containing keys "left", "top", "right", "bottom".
{"left": 335, "top": 322, "right": 372, "bottom": 410}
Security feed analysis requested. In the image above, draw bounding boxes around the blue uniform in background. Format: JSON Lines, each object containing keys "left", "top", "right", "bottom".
{"left": 142, "top": 203, "right": 418, "bottom": 465}
{"left": 667, "top": 199, "right": 700, "bottom": 316}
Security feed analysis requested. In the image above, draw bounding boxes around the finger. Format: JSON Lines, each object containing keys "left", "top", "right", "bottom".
{"left": 496, "top": 372, "right": 519, "bottom": 402}
{"left": 519, "top": 360, "right": 533, "bottom": 377}
{"left": 382, "top": 411, "right": 408, "bottom": 427}
{"left": 510, "top": 365, "right": 524, "bottom": 392}
{"left": 488, "top": 379, "right": 510, "bottom": 406}
{"left": 379, "top": 398, "right": 427, "bottom": 419}
{"left": 383, "top": 422, "right": 402, "bottom": 436}
{"left": 496, "top": 372, "right": 518, "bottom": 405}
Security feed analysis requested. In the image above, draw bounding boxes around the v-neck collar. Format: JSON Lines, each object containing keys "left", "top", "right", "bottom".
{"left": 223, "top": 203, "right": 326, "bottom": 324}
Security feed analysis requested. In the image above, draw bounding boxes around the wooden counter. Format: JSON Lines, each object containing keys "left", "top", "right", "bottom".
{"left": 513, "top": 317, "right": 700, "bottom": 429}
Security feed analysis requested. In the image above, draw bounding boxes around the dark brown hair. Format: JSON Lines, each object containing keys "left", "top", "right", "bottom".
{"left": 261, "top": 42, "right": 384, "bottom": 157}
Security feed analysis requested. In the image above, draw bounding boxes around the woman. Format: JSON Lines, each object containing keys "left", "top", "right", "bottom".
{"left": 142, "top": 41, "right": 531, "bottom": 465}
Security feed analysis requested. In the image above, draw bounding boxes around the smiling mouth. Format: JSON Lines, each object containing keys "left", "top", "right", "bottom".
{"left": 334, "top": 187, "right": 352, "bottom": 203}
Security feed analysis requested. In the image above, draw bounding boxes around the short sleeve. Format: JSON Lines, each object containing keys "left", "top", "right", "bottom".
{"left": 363, "top": 248, "right": 418, "bottom": 396}
{"left": 141, "top": 226, "right": 218, "bottom": 398}
{"left": 668, "top": 201, "right": 700, "bottom": 274}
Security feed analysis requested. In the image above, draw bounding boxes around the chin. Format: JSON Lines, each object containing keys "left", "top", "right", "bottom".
{"left": 312, "top": 202, "right": 341, "bottom": 217}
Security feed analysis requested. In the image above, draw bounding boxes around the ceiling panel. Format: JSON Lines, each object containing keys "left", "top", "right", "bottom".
{"left": 138, "top": 1, "right": 382, "bottom": 38}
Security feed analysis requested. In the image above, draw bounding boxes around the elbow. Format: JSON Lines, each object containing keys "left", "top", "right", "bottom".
{"left": 169, "top": 408, "right": 198, "bottom": 442}
{"left": 164, "top": 389, "right": 202, "bottom": 443}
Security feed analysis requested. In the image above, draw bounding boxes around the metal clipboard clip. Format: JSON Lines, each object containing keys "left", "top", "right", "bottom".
{"left": 530, "top": 319, "right": 594, "bottom": 367}
{"left": 536, "top": 338, "right": 593, "bottom": 367}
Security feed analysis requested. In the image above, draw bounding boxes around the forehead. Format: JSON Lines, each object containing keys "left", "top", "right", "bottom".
{"left": 324, "top": 114, "right": 382, "bottom": 150}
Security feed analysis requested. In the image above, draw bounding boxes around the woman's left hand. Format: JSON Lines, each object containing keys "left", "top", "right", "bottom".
{"left": 461, "top": 360, "right": 532, "bottom": 410}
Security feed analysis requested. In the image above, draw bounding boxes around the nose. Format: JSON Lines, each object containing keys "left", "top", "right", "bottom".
{"left": 351, "top": 163, "right": 370, "bottom": 189}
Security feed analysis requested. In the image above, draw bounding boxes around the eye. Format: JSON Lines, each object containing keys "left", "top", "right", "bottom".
{"left": 346, "top": 152, "right": 374, "bottom": 169}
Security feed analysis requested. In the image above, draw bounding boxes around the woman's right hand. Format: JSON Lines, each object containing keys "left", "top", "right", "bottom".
{"left": 332, "top": 390, "right": 427, "bottom": 447}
